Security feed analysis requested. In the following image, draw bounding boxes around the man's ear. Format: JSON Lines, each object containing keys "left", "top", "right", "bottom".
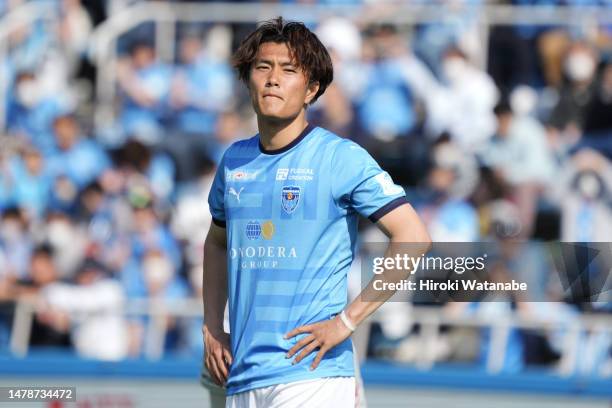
{"left": 304, "top": 81, "right": 320, "bottom": 105}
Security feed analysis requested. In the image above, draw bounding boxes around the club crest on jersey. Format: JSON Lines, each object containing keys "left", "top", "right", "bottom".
{"left": 281, "top": 186, "right": 301, "bottom": 214}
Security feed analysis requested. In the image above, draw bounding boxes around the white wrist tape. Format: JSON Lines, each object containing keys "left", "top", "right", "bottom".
{"left": 339, "top": 310, "right": 356, "bottom": 332}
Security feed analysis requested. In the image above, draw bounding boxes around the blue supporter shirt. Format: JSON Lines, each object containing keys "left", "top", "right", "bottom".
{"left": 208, "top": 125, "right": 407, "bottom": 395}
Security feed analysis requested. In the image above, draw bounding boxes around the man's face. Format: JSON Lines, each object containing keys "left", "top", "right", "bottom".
{"left": 179, "top": 36, "right": 202, "bottom": 65}
{"left": 132, "top": 46, "right": 155, "bottom": 70}
{"left": 54, "top": 117, "right": 79, "bottom": 151}
{"left": 24, "top": 150, "right": 43, "bottom": 175}
{"left": 496, "top": 113, "right": 512, "bottom": 137}
{"left": 248, "top": 42, "right": 319, "bottom": 123}
{"left": 30, "top": 254, "right": 57, "bottom": 286}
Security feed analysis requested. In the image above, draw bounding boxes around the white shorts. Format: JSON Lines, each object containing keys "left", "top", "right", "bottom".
{"left": 226, "top": 377, "right": 356, "bottom": 408}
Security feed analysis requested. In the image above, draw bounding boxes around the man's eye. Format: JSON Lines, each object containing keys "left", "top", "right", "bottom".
{"left": 257, "top": 65, "right": 269, "bottom": 70}
{"left": 284, "top": 68, "right": 296, "bottom": 73}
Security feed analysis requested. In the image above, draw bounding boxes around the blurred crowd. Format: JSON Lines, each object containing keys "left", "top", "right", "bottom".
{"left": 0, "top": 0, "right": 610, "bottom": 375}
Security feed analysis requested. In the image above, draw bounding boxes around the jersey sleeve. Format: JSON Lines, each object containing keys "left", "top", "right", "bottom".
{"left": 207, "top": 153, "right": 227, "bottom": 228}
{"left": 331, "top": 140, "right": 408, "bottom": 222}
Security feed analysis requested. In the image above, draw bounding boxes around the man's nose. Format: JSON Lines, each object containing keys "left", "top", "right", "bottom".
{"left": 265, "top": 66, "right": 281, "bottom": 87}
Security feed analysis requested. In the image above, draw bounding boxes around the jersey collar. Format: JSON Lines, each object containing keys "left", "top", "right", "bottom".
{"left": 258, "top": 124, "right": 315, "bottom": 155}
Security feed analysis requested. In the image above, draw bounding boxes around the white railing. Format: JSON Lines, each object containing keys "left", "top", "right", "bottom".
{"left": 6, "top": 297, "right": 612, "bottom": 378}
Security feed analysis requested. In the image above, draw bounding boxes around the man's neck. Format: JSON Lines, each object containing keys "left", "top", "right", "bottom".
{"left": 258, "top": 112, "right": 309, "bottom": 151}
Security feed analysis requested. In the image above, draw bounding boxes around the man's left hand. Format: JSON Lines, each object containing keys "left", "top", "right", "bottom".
{"left": 284, "top": 315, "right": 352, "bottom": 370}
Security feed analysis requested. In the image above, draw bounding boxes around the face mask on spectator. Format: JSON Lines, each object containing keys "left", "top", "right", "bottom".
{"left": 16, "top": 80, "right": 41, "bottom": 108}
{"left": 143, "top": 255, "right": 173, "bottom": 289}
{"left": 47, "top": 220, "right": 74, "bottom": 247}
{"left": 565, "top": 52, "right": 596, "bottom": 82}
{"left": 0, "top": 221, "right": 22, "bottom": 243}
{"left": 442, "top": 57, "right": 467, "bottom": 84}
{"left": 575, "top": 170, "right": 603, "bottom": 200}
{"left": 510, "top": 85, "right": 537, "bottom": 116}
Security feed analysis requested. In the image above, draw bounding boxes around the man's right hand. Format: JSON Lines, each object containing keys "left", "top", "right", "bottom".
{"left": 203, "top": 325, "right": 233, "bottom": 386}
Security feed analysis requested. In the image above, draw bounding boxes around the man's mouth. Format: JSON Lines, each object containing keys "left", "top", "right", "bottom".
{"left": 263, "top": 93, "right": 283, "bottom": 100}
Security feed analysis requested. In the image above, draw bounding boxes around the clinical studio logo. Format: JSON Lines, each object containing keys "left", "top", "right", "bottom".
{"left": 245, "top": 220, "right": 275, "bottom": 240}
{"left": 227, "top": 169, "right": 258, "bottom": 182}
{"left": 281, "top": 186, "right": 301, "bottom": 214}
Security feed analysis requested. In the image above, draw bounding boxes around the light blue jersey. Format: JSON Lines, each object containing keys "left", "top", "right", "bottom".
{"left": 208, "top": 125, "right": 407, "bottom": 395}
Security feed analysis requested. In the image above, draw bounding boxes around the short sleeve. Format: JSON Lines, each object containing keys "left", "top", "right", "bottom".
{"left": 331, "top": 140, "right": 408, "bottom": 222}
{"left": 207, "top": 153, "right": 227, "bottom": 228}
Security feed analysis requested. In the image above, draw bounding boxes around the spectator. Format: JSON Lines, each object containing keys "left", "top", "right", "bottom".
{"left": 351, "top": 24, "right": 434, "bottom": 185}
{"left": 553, "top": 149, "right": 612, "bottom": 241}
{"left": 170, "top": 30, "right": 234, "bottom": 136}
{"left": 4, "top": 16, "right": 51, "bottom": 75}
{"left": 114, "top": 140, "right": 175, "bottom": 203}
{"left": 163, "top": 30, "right": 234, "bottom": 179}
{"left": 117, "top": 41, "right": 173, "bottom": 144}
{"left": 42, "top": 209, "right": 88, "bottom": 278}
{"left": 47, "top": 114, "right": 111, "bottom": 189}
{"left": 548, "top": 41, "right": 599, "bottom": 140}
{"left": 314, "top": 16, "right": 363, "bottom": 100}
{"left": 47, "top": 175, "right": 80, "bottom": 215}
{"left": 78, "top": 180, "right": 129, "bottom": 244}
{"left": 436, "top": 46, "right": 499, "bottom": 152}
{"left": 412, "top": 0, "right": 485, "bottom": 75}
{"left": 7, "top": 71, "right": 65, "bottom": 155}
{"left": 584, "top": 58, "right": 612, "bottom": 134}
{"left": 39, "top": 258, "right": 129, "bottom": 360}
{"left": 120, "top": 188, "right": 183, "bottom": 321}
{"left": 356, "top": 24, "right": 417, "bottom": 143}
{"left": 0, "top": 207, "right": 33, "bottom": 280}
{"left": 308, "top": 18, "right": 363, "bottom": 140}
{"left": 141, "top": 249, "right": 187, "bottom": 300}
{"left": 418, "top": 141, "right": 480, "bottom": 242}
{"left": 480, "top": 100, "right": 556, "bottom": 237}
{"left": 9, "top": 146, "right": 52, "bottom": 219}
{"left": 581, "top": 58, "right": 612, "bottom": 158}
{"left": 309, "top": 83, "right": 359, "bottom": 141}
{"left": 16, "top": 244, "right": 71, "bottom": 348}
{"left": 124, "top": 249, "right": 188, "bottom": 357}
{"left": 170, "top": 156, "right": 215, "bottom": 254}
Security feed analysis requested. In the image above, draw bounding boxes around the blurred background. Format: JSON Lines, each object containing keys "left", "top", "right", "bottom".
{"left": 0, "top": 0, "right": 611, "bottom": 407}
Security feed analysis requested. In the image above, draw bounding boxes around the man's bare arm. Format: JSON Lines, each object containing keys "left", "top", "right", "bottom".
{"left": 202, "top": 222, "right": 232, "bottom": 386}
{"left": 345, "top": 202, "right": 432, "bottom": 327}
{"left": 203, "top": 223, "right": 228, "bottom": 332}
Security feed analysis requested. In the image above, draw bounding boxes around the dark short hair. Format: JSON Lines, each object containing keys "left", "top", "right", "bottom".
{"left": 232, "top": 17, "right": 333, "bottom": 105}
{"left": 52, "top": 113, "right": 78, "bottom": 127}
{"left": 129, "top": 40, "right": 154, "bottom": 56}
{"left": 32, "top": 243, "right": 54, "bottom": 258}
{"left": 493, "top": 99, "right": 512, "bottom": 116}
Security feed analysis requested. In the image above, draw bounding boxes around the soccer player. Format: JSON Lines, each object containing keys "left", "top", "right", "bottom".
{"left": 203, "top": 17, "right": 431, "bottom": 407}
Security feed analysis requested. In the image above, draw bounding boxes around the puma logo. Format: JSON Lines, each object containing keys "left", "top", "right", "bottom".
{"left": 229, "top": 187, "right": 244, "bottom": 203}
